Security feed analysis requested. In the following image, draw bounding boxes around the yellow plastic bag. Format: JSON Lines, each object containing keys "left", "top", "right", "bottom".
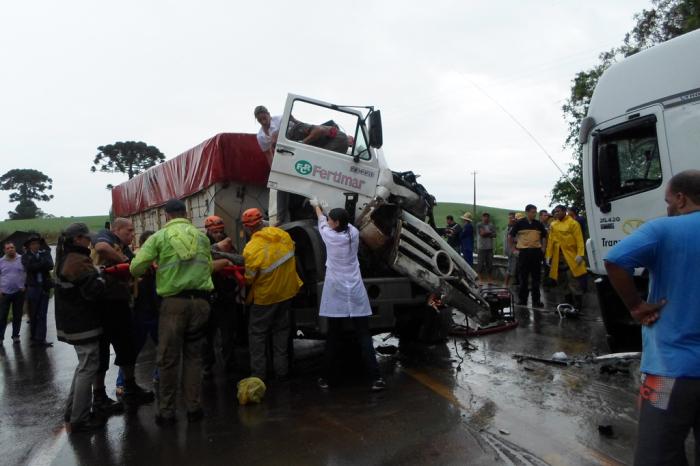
{"left": 237, "top": 377, "right": 266, "bottom": 405}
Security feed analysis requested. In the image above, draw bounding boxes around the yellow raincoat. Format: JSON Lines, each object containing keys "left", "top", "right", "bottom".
{"left": 243, "top": 226, "right": 303, "bottom": 305}
{"left": 545, "top": 216, "right": 587, "bottom": 280}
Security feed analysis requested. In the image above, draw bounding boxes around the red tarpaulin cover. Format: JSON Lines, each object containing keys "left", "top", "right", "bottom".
{"left": 112, "top": 133, "right": 271, "bottom": 217}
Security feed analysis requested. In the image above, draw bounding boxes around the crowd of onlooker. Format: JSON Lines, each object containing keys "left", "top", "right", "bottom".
{"left": 441, "top": 204, "right": 588, "bottom": 309}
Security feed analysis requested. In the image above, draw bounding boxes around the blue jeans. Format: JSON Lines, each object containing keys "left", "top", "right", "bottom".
{"left": 116, "top": 314, "right": 159, "bottom": 387}
{"left": 27, "top": 286, "right": 50, "bottom": 342}
{"left": 462, "top": 249, "right": 474, "bottom": 267}
{"left": 0, "top": 291, "right": 25, "bottom": 340}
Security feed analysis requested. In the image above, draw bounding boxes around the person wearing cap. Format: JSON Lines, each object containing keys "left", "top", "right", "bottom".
{"left": 22, "top": 233, "right": 54, "bottom": 347}
{"left": 545, "top": 205, "right": 587, "bottom": 310}
{"left": 54, "top": 223, "right": 108, "bottom": 432}
{"left": 241, "top": 207, "right": 302, "bottom": 382}
{"left": 510, "top": 204, "right": 548, "bottom": 307}
{"left": 91, "top": 217, "right": 153, "bottom": 413}
{"left": 459, "top": 212, "right": 474, "bottom": 267}
{"left": 202, "top": 215, "right": 244, "bottom": 378}
{"left": 0, "top": 241, "right": 26, "bottom": 344}
{"left": 130, "top": 199, "right": 221, "bottom": 425}
{"left": 254, "top": 105, "right": 282, "bottom": 157}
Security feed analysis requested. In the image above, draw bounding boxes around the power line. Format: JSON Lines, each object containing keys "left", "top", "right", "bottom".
{"left": 465, "top": 78, "right": 578, "bottom": 192}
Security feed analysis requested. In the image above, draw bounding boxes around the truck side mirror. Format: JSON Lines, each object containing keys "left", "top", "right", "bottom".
{"left": 597, "top": 143, "right": 620, "bottom": 212}
{"left": 369, "top": 110, "right": 383, "bottom": 149}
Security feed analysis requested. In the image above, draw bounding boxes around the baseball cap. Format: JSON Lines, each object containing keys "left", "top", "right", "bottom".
{"left": 164, "top": 198, "right": 186, "bottom": 214}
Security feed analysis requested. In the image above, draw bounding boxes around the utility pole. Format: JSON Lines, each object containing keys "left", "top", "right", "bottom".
{"left": 471, "top": 171, "right": 477, "bottom": 217}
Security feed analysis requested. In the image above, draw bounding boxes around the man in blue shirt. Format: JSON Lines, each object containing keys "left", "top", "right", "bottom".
{"left": 605, "top": 169, "right": 700, "bottom": 465}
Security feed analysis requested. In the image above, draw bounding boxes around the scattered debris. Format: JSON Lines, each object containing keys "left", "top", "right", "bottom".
{"left": 513, "top": 354, "right": 569, "bottom": 366}
{"left": 597, "top": 425, "right": 614, "bottom": 438}
{"left": 556, "top": 304, "right": 580, "bottom": 318}
{"left": 551, "top": 352, "right": 569, "bottom": 361}
{"left": 499, "top": 428, "right": 510, "bottom": 435}
{"left": 594, "top": 352, "right": 641, "bottom": 361}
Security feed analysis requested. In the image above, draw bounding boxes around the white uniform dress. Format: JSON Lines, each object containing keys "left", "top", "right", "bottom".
{"left": 318, "top": 216, "right": 372, "bottom": 318}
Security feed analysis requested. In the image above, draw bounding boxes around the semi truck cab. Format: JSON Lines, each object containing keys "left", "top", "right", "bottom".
{"left": 581, "top": 29, "right": 700, "bottom": 351}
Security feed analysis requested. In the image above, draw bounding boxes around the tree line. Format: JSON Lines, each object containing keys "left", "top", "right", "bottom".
{"left": 550, "top": 0, "right": 700, "bottom": 209}
{"left": 1, "top": 142, "right": 164, "bottom": 220}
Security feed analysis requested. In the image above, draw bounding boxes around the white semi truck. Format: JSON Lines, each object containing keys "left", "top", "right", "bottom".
{"left": 580, "top": 29, "right": 700, "bottom": 351}
{"left": 113, "top": 94, "right": 500, "bottom": 342}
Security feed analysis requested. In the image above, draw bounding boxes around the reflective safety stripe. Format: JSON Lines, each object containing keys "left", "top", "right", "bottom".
{"left": 57, "top": 327, "right": 103, "bottom": 341}
{"left": 260, "top": 251, "right": 294, "bottom": 275}
{"left": 157, "top": 257, "right": 210, "bottom": 271}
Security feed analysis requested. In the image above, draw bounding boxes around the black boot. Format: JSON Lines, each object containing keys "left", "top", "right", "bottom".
{"left": 574, "top": 295, "right": 584, "bottom": 311}
{"left": 563, "top": 293, "right": 574, "bottom": 305}
{"left": 122, "top": 379, "right": 155, "bottom": 406}
{"left": 93, "top": 388, "right": 124, "bottom": 416}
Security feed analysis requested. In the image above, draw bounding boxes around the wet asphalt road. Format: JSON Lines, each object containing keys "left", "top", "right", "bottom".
{"left": 1, "top": 288, "right": 650, "bottom": 466}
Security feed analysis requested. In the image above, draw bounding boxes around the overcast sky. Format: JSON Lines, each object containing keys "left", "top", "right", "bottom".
{"left": 0, "top": 0, "right": 652, "bottom": 219}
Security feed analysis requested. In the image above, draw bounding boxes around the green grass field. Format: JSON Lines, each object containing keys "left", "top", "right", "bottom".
{"left": 0, "top": 216, "right": 109, "bottom": 243}
{"left": 433, "top": 202, "right": 519, "bottom": 255}
{"left": 0, "top": 203, "right": 517, "bottom": 252}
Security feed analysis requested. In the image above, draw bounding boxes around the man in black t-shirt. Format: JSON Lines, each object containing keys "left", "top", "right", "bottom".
{"left": 510, "top": 204, "right": 548, "bottom": 307}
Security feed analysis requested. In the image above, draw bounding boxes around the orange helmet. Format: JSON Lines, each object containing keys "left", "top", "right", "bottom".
{"left": 204, "top": 215, "right": 225, "bottom": 232}
{"left": 241, "top": 208, "right": 263, "bottom": 228}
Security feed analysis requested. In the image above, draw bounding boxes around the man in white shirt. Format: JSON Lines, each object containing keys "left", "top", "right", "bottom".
{"left": 254, "top": 105, "right": 281, "bottom": 157}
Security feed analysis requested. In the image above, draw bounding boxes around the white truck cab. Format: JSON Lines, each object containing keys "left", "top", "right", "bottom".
{"left": 580, "top": 29, "right": 700, "bottom": 350}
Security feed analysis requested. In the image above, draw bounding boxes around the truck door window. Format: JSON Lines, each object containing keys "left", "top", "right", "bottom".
{"left": 286, "top": 100, "right": 370, "bottom": 160}
{"left": 594, "top": 115, "right": 662, "bottom": 203}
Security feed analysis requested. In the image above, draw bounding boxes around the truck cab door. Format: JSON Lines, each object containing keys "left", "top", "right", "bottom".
{"left": 267, "top": 95, "right": 379, "bottom": 216}
{"left": 584, "top": 105, "right": 671, "bottom": 274}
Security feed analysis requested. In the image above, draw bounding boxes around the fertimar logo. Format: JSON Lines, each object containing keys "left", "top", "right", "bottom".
{"left": 295, "top": 160, "right": 313, "bottom": 176}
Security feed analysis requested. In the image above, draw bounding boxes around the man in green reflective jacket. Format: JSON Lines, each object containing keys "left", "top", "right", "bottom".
{"left": 130, "top": 199, "right": 216, "bottom": 426}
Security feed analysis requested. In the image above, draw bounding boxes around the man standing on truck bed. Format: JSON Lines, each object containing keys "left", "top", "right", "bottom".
{"left": 241, "top": 208, "right": 302, "bottom": 382}
{"left": 605, "top": 170, "right": 700, "bottom": 466}
{"left": 254, "top": 105, "right": 281, "bottom": 158}
{"left": 92, "top": 218, "right": 153, "bottom": 413}
{"left": 130, "top": 199, "right": 217, "bottom": 425}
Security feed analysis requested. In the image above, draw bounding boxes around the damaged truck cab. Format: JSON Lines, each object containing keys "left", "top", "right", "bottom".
{"left": 112, "top": 94, "right": 495, "bottom": 342}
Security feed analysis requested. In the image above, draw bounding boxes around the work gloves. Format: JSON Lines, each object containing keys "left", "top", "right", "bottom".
{"left": 575, "top": 255, "right": 584, "bottom": 265}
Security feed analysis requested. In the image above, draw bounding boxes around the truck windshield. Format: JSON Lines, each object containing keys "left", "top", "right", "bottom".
{"left": 595, "top": 116, "right": 662, "bottom": 202}
{"left": 286, "top": 99, "right": 370, "bottom": 160}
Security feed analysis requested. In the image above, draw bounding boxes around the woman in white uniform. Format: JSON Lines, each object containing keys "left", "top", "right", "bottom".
{"left": 311, "top": 200, "right": 385, "bottom": 392}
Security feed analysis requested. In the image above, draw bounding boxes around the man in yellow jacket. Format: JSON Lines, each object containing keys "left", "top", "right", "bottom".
{"left": 242, "top": 208, "right": 302, "bottom": 381}
{"left": 545, "top": 205, "right": 587, "bottom": 310}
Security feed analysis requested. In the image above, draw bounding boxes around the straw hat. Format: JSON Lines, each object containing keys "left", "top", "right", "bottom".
{"left": 460, "top": 212, "right": 473, "bottom": 221}
{"left": 515, "top": 212, "right": 526, "bottom": 220}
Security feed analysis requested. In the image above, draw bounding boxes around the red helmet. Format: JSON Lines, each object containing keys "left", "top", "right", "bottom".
{"left": 241, "top": 208, "right": 263, "bottom": 228}
{"left": 204, "top": 215, "right": 225, "bottom": 232}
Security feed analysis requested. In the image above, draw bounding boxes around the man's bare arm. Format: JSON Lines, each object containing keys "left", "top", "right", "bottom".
{"left": 605, "top": 261, "right": 665, "bottom": 325}
{"left": 94, "top": 242, "right": 128, "bottom": 263}
{"left": 302, "top": 125, "right": 331, "bottom": 144}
